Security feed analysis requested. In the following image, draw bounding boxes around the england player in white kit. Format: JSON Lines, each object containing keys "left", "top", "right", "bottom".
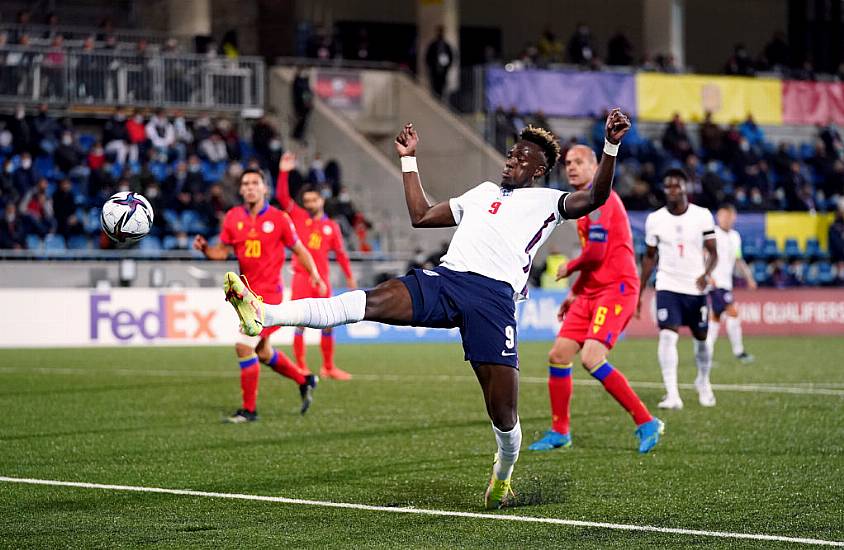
{"left": 706, "top": 205, "right": 756, "bottom": 363}
{"left": 223, "top": 111, "right": 632, "bottom": 509}
{"left": 638, "top": 169, "right": 719, "bottom": 410}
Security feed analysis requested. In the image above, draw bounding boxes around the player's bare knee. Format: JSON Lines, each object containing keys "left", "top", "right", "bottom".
{"left": 548, "top": 338, "right": 578, "bottom": 366}
{"left": 580, "top": 348, "right": 607, "bottom": 371}
{"left": 491, "top": 408, "right": 518, "bottom": 432}
{"left": 234, "top": 343, "right": 253, "bottom": 358}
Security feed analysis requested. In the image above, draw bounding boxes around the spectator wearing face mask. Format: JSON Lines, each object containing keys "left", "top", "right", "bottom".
{"left": 9, "top": 105, "right": 32, "bottom": 154}
{"left": 55, "top": 131, "right": 83, "bottom": 175}
{"left": 126, "top": 110, "right": 147, "bottom": 159}
{"left": 145, "top": 108, "right": 176, "bottom": 161}
{"left": 12, "top": 152, "right": 37, "bottom": 196}
{"left": 104, "top": 106, "right": 131, "bottom": 165}
{"left": 19, "top": 178, "right": 55, "bottom": 237}
{"left": 199, "top": 133, "right": 228, "bottom": 163}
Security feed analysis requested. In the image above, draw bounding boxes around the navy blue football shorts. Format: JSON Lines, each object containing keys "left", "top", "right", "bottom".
{"left": 708, "top": 288, "right": 735, "bottom": 317}
{"left": 655, "top": 290, "right": 709, "bottom": 332}
{"left": 397, "top": 266, "right": 519, "bottom": 368}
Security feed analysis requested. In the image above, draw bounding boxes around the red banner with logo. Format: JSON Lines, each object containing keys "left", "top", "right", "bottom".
{"left": 314, "top": 69, "right": 362, "bottom": 110}
{"left": 782, "top": 80, "right": 844, "bottom": 125}
{"left": 626, "top": 289, "right": 844, "bottom": 337}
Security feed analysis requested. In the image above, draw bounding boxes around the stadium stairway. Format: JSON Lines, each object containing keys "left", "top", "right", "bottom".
{"left": 269, "top": 66, "right": 579, "bottom": 259}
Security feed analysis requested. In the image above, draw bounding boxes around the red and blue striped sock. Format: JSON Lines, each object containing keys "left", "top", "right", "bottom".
{"left": 238, "top": 354, "right": 260, "bottom": 412}
{"left": 548, "top": 362, "right": 573, "bottom": 435}
{"left": 264, "top": 349, "right": 306, "bottom": 386}
{"left": 588, "top": 360, "right": 652, "bottom": 426}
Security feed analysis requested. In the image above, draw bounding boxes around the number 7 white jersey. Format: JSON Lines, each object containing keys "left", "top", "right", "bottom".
{"left": 644, "top": 203, "right": 716, "bottom": 296}
{"left": 440, "top": 181, "right": 568, "bottom": 299}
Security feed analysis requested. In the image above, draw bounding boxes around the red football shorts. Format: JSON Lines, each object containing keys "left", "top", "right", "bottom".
{"left": 558, "top": 289, "right": 638, "bottom": 349}
{"left": 291, "top": 272, "right": 332, "bottom": 300}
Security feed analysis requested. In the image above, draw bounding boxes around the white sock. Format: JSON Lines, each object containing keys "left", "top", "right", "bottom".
{"left": 694, "top": 338, "right": 712, "bottom": 385}
{"left": 492, "top": 419, "right": 521, "bottom": 481}
{"left": 658, "top": 329, "right": 680, "bottom": 400}
{"left": 263, "top": 290, "right": 366, "bottom": 329}
{"left": 706, "top": 320, "right": 720, "bottom": 358}
{"left": 725, "top": 315, "right": 744, "bottom": 356}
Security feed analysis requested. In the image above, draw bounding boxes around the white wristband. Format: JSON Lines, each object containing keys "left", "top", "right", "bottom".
{"left": 400, "top": 156, "right": 418, "bottom": 173}
{"left": 603, "top": 139, "right": 620, "bottom": 157}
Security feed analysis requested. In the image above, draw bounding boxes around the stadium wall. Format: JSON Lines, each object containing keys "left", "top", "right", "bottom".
{"left": 3, "top": 287, "right": 842, "bottom": 348}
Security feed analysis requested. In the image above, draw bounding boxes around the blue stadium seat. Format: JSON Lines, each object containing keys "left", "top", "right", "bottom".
{"left": 817, "top": 261, "right": 836, "bottom": 285}
{"left": 162, "top": 209, "right": 183, "bottom": 232}
{"left": 78, "top": 134, "right": 96, "bottom": 152}
{"left": 85, "top": 208, "right": 102, "bottom": 234}
{"left": 35, "top": 155, "right": 55, "bottom": 179}
{"left": 799, "top": 142, "right": 815, "bottom": 160}
{"left": 742, "top": 238, "right": 762, "bottom": 261}
{"left": 162, "top": 235, "right": 180, "bottom": 250}
{"left": 44, "top": 234, "right": 66, "bottom": 251}
{"left": 181, "top": 210, "right": 206, "bottom": 233}
{"left": 110, "top": 163, "right": 123, "bottom": 180}
{"left": 761, "top": 239, "right": 780, "bottom": 260}
{"left": 150, "top": 162, "right": 169, "bottom": 182}
{"left": 784, "top": 238, "right": 802, "bottom": 259}
{"left": 751, "top": 261, "right": 769, "bottom": 286}
{"left": 805, "top": 238, "right": 828, "bottom": 261}
{"left": 25, "top": 234, "right": 43, "bottom": 250}
{"left": 138, "top": 236, "right": 162, "bottom": 251}
{"left": 67, "top": 235, "right": 91, "bottom": 250}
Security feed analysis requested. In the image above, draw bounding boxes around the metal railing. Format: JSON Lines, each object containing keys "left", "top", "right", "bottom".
{"left": 0, "top": 45, "right": 265, "bottom": 111}
{"left": 0, "top": 22, "right": 184, "bottom": 47}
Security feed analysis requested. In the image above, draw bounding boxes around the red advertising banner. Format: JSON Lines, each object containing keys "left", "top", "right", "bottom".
{"left": 782, "top": 80, "right": 844, "bottom": 125}
{"left": 626, "top": 289, "right": 844, "bottom": 337}
{"left": 314, "top": 69, "right": 362, "bottom": 110}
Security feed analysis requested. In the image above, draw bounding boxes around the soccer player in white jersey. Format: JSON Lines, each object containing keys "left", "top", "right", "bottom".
{"left": 706, "top": 204, "right": 756, "bottom": 364}
{"left": 223, "top": 109, "right": 632, "bottom": 508}
{"left": 638, "top": 169, "right": 718, "bottom": 410}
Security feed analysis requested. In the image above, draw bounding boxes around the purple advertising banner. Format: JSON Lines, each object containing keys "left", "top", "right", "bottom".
{"left": 485, "top": 67, "right": 637, "bottom": 117}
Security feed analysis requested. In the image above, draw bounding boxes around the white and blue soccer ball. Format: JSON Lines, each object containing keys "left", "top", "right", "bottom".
{"left": 100, "top": 191, "right": 154, "bottom": 243}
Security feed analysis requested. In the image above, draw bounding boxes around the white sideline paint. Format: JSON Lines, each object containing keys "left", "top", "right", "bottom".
{"left": 1, "top": 367, "right": 843, "bottom": 397}
{"left": 0, "top": 476, "right": 840, "bottom": 546}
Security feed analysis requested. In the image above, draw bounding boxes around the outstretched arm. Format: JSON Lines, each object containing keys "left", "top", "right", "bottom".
{"left": 561, "top": 109, "right": 630, "bottom": 219}
{"left": 193, "top": 234, "right": 233, "bottom": 260}
{"left": 275, "top": 152, "right": 298, "bottom": 213}
{"left": 395, "top": 123, "right": 456, "bottom": 228}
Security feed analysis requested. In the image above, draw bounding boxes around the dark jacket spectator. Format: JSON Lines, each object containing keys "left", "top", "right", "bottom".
{"left": 425, "top": 27, "right": 454, "bottom": 98}
{"left": 54, "top": 131, "right": 82, "bottom": 174}
{"left": 725, "top": 43, "right": 755, "bottom": 76}
{"left": 53, "top": 179, "right": 83, "bottom": 237}
{"left": 783, "top": 162, "right": 815, "bottom": 211}
{"left": 762, "top": 31, "right": 790, "bottom": 70}
{"left": 292, "top": 69, "right": 314, "bottom": 140}
{"left": 0, "top": 202, "right": 25, "bottom": 248}
{"left": 31, "top": 103, "right": 61, "bottom": 155}
{"left": 661, "top": 114, "right": 692, "bottom": 160}
{"left": 567, "top": 24, "right": 595, "bottom": 65}
{"left": 12, "top": 153, "right": 37, "bottom": 195}
{"left": 251, "top": 115, "right": 280, "bottom": 168}
{"left": 699, "top": 112, "right": 724, "bottom": 161}
{"left": 607, "top": 31, "right": 633, "bottom": 66}
{"left": 8, "top": 106, "right": 32, "bottom": 153}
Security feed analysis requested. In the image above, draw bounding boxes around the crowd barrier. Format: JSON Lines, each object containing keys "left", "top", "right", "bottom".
{"left": 2, "top": 288, "right": 843, "bottom": 348}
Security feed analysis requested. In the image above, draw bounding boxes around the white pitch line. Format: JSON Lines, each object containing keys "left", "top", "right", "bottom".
{"left": 0, "top": 476, "right": 840, "bottom": 547}
{"left": 1, "top": 367, "right": 843, "bottom": 397}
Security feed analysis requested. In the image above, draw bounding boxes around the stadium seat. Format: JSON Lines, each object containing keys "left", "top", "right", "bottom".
{"left": 78, "top": 134, "right": 96, "bottom": 153}
{"left": 138, "top": 236, "right": 162, "bottom": 251}
{"left": 44, "top": 234, "right": 66, "bottom": 251}
{"left": 26, "top": 234, "right": 43, "bottom": 250}
{"left": 817, "top": 261, "right": 836, "bottom": 285}
{"left": 85, "top": 208, "right": 102, "bottom": 234}
{"left": 35, "top": 156, "right": 55, "bottom": 179}
{"left": 162, "top": 235, "right": 180, "bottom": 250}
{"left": 761, "top": 239, "right": 780, "bottom": 260}
{"left": 181, "top": 210, "right": 206, "bottom": 233}
{"left": 799, "top": 142, "right": 815, "bottom": 160}
{"left": 805, "top": 238, "right": 828, "bottom": 261}
{"left": 742, "top": 238, "right": 762, "bottom": 261}
{"left": 67, "top": 235, "right": 91, "bottom": 250}
{"left": 150, "top": 162, "right": 169, "bottom": 182}
{"left": 751, "top": 261, "right": 769, "bottom": 286}
{"left": 784, "top": 238, "right": 803, "bottom": 260}
{"left": 162, "top": 209, "right": 183, "bottom": 232}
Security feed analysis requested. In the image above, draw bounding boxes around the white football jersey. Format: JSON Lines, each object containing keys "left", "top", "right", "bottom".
{"left": 711, "top": 227, "right": 742, "bottom": 290}
{"left": 644, "top": 203, "right": 716, "bottom": 296}
{"left": 440, "top": 181, "right": 568, "bottom": 299}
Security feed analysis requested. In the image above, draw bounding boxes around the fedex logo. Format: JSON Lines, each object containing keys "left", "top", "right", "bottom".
{"left": 90, "top": 294, "right": 217, "bottom": 342}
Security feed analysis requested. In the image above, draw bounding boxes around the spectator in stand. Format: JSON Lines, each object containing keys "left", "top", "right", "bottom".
{"left": 126, "top": 110, "right": 147, "bottom": 159}
{"left": 0, "top": 202, "right": 26, "bottom": 249}
{"left": 725, "top": 43, "right": 755, "bottom": 76}
{"left": 172, "top": 110, "right": 194, "bottom": 158}
{"left": 722, "top": 123, "right": 743, "bottom": 165}
{"left": 19, "top": 178, "right": 55, "bottom": 237}
{"left": 700, "top": 162, "right": 727, "bottom": 209}
{"left": 292, "top": 68, "right": 313, "bottom": 141}
{"left": 824, "top": 160, "right": 844, "bottom": 202}
{"left": 53, "top": 178, "right": 83, "bottom": 238}
{"left": 103, "top": 106, "right": 131, "bottom": 165}
{"left": 43, "top": 35, "right": 65, "bottom": 99}
{"left": 0, "top": 159, "right": 17, "bottom": 205}
{"left": 425, "top": 26, "right": 454, "bottom": 98}
{"left": 738, "top": 114, "right": 765, "bottom": 149}
{"left": 216, "top": 118, "right": 241, "bottom": 160}
{"left": 142, "top": 181, "right": 167, "bottom": 235}
{"left": 32, "top": 103, "right": 61, "bottom": 156}
{"left": 566, "top": 23, "right": 595, "bottom": 65}
{"left": 830, "top": 201, "right": 844, "bottom": 273}
{"left": 87, "top": 141, "right": 106, "bottom": 172}
{"left": 251, "top": 114, "right": 280, "bottom": 169}
{"left": 8, "top": 105, "right": 32, "bottom": 154}
{"left": 537, "top": 28, "right": 564, "bottom": 63}
{"left": 55, "top": 130, "right": 83, "bottom": 175}
{"left": 199, "top": 133, "right": 228, "bottom": 163}
{"left": 819, "top": 121, "right": 842, "bottom": 158}
{"left": 607, "top": 29, "right": 634, "bottom": 66}
{"left": 493, "top": 107, "right": 516, "bottom": 153}
{"left": 761, "top": 31, "right": 790, "bottom": 72}
{"left": 783, "top": 161, "right": 815, "bottom": 211}
{"left": 699, "top": 111, "right": 724, "bottom": 161}
{"left": 12, "top": 152, "right": 37, "bottom": 196}
{"left": 661, "top": 113, "right": 693, "bottom": 160}
{"left": 145, "top": 109, "right": 176, "bottom": 161}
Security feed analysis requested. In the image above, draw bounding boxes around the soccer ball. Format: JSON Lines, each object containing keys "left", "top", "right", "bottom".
{"left": 100, "top": 191, "right": 154, "bottom": 243}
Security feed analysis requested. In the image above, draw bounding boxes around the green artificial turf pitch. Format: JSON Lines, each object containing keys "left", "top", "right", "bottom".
{"left": 0, "top": 337, "right": 842, "bottom": 548}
